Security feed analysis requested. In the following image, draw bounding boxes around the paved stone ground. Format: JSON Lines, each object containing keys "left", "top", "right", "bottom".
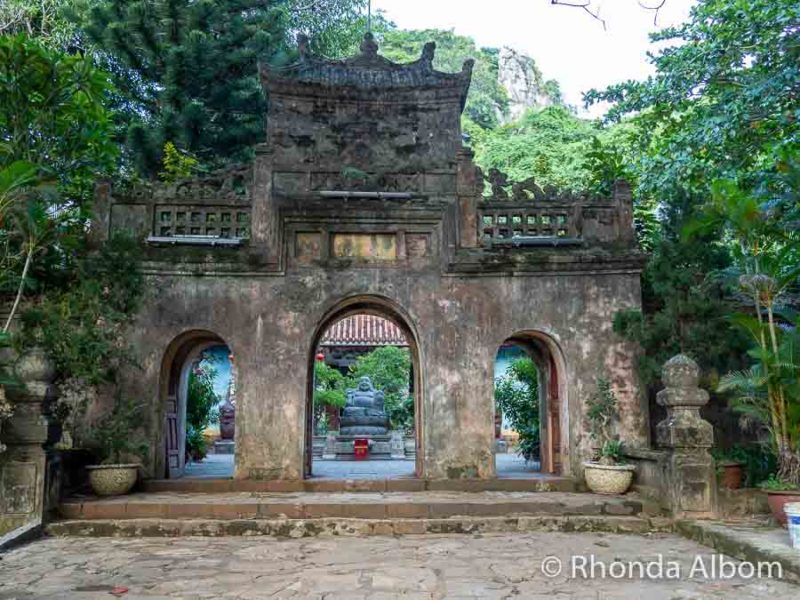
{"left": 184, "top": 454, "right": 540, "bottom": 480}
{"left": 1, "top": 532, "right": 796, "bottom": 599}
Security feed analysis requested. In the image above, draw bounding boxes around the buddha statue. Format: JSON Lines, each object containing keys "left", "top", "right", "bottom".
{"left": 339, "top": 376, "right": 389, "bottom": 436}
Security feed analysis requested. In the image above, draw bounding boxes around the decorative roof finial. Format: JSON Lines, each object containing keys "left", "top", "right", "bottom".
{"left": 367, "top": 0, "right": 372, "bottom": 33}
{"left": 360, "top": 31, "right": 378, "bottom": 58}
{"left": 297, "top": 33, "right": 310, "bottom": 60}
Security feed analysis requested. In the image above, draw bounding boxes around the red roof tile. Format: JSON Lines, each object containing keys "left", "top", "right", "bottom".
{"left": 320, "top": 315, "right": 408, "bottom": 346}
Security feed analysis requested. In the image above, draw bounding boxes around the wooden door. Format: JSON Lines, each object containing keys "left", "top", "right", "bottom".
{"left": 165, "top": 388, "right": 183, "bottom": 478}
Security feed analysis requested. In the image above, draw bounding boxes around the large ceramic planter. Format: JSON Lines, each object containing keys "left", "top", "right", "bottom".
{"left": 719, "top": 461, "right": 744, "bottom": 490}
{"left": 584, "top": 462, "right": 636, "bottom": 495}
{"left": 86, "top": 464, "right": 139, "bottom": 496}
{"left": 766, "top": 490, "right": 800, "bottom": 527}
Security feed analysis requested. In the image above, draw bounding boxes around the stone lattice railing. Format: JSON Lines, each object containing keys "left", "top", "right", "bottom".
{"left": 477, "top": 169, "right": 634, "bottom": 246}
{"left": 96, "top": 165, "right": 253, "bottom": 244}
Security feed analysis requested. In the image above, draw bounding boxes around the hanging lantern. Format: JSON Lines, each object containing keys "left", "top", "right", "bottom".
{"left": 315, "top": 352, "right": 325, "bottom": 362}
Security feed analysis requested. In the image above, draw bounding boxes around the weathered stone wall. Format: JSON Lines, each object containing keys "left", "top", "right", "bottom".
{"left": 119, "top": 265, "right": 645, "bottom": 480}
{"left": 94, "top": 34, "right": 647, "bottom": 481}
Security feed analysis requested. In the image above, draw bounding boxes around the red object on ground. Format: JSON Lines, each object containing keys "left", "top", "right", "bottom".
{"left": 353, "top": 438, "right": 369, "bottom": 460}
{"left": 110, "top": 586, "right": 129, "bottom": 596}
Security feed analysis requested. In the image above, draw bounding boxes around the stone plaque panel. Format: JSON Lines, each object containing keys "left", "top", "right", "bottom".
{"left": 331, "top": 234, "right": 397, "bottom": 260}
{"left": 295, "top": 232, "right": 323, "bottom": 263}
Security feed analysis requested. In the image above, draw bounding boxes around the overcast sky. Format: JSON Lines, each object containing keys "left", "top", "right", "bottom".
{"left": 372, "top": 0, "right": 696, "bottom": 117}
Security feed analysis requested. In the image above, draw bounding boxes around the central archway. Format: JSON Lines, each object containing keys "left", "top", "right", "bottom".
{"left": 304, "top": 296, "right": 424, "bottom": 479}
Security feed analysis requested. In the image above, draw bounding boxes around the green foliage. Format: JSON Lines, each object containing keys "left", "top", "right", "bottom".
{"left": 89, "top": 395, "right": 148, "bottom": 464}
{"left": 313, "top": 361, "right": 347, "bottom": 410}
{"left": 378, "top": 28, "right": 511, "bottom": 131}
{"left": 79, "top": 0, "right": 291, "bottom": 176}
{"left": 186, "top": 360, "right": 219, "bottom": 433}
{"left": 586, "top": 377, "right": 625, "bottom": 465}
{"left": 613, "top": 196, "right": 750, "bottom": 388}
{"left": 0, "top": 34, "right": 116, "bottom": 208}
{"left": 348, "top": 346, "right": 413, "bottom": 432}
{"left": 0, "top": 0, "right": 79, "bottom": 50}
{"left": 494, "top": 357, "right": 539, "bottom": 461}
{"left": 185, "top": 424, "right": 207, "bottom": 461}
{"left": 0, "top": 34, "right": 117, "bottom": 331}
{"left": 159, "top": 142, "right": 198, "bottom": 183}
{"left": 600, "top": 439, "right": 625, "bottom": 465}
{"left": 20, "top": 234, "right": 145, "bottom": 385}
{"left": 760, "top": 474, "right": 800, "bottom": 492}
{"left": 692, "top": 175, "right": 800, "bottom": 486}
{"left": 586, "top": 0, "right": 800, "bottom": 201}
{"left": 474, "top": 106, "right": 598, "bottom": 192}
{"left": 712, "top": 444, "right": 778, "bottom": 488}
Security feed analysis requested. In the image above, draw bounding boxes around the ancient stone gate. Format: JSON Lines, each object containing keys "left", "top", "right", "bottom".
{"left": 92, "top": 34, "right": 647, "bottom": 481}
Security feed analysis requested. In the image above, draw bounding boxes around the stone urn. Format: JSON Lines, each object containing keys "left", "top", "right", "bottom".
{"left": 583, "top": 462, "right": 636, "bottom": 495}
{"left": 86, "top": 464, "right": 139, "bottom": 496}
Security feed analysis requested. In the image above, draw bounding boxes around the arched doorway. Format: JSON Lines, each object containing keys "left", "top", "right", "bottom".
{"left": 493, "top": 332, "right": 564, "bottom": 476}
{"left": 305, "top": 297, "right": 423, "bottom": 479}
{"left": 159, "top": 330, "right": 236, "bottom": 479}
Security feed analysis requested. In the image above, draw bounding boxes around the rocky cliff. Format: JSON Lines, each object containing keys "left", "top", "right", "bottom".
{"left": 497, "top": 47, "right": 560, "bottom": 122}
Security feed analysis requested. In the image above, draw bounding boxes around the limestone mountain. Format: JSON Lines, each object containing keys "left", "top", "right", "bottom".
{"left": 377, "top": 28, "right": 563, "bottom": 132}
{"left": 497, "top": 46, "right": 563, "bottom": 122}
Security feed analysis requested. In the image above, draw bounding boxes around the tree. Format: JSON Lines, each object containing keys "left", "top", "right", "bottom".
{"left": 585, "top": 0, "right": 800, "bottom": 201}
{"left": 80, "top": 0, "right": 291, "bottom": 176}
{"left": 0, "top": 34, "right": 116, "bottom": 209}
{"left": 495, "top": 357, "right": 539, "bottom": 461}
{"left": 475, "top": 105, "right": 598, "bottom": 191}
{"left": 80, "top": 0, "right": 368, "bottom": 177}
{"left": 614, "top": 193, "right": 750, "bottom": 389}
{"left": 0, "top": 0, "right": 79, "bottom": 49}
{"left": 689, "top": 177, "right": 800, "bottom": 486}
{"left": 0, "top": 34, "right": 117, "bottom": 325}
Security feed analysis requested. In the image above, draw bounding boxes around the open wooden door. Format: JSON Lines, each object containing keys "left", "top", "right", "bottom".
{"left": 165, "top": 382, "right": 183, "bottom": 478}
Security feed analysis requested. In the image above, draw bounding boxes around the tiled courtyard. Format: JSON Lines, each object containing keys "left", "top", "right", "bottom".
{"left": 1, "top": 532, "right": 796, "bottom": 599}
{"left": 183, "top": 454, "right": 540, "bottom": 480}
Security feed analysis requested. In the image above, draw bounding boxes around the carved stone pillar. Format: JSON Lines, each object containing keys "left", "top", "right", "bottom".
{"left": 322, "top": 433, "right": 337, "bottom": 460}
{"left": 0, "top": 348, "right": 54, "bottom": 536}
{"left": 390, "top": 430, "right": 405, "bottom": 459}
{"left": 655, "top": 354, "right": 717, "bottom": 517}
{"left": 456, "top": 147, "right": 481, "bottom": 249}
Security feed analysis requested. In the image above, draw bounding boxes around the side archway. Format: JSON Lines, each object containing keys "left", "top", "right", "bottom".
{"left": 493, "top": 330, "right": 568, "bottom": 475}
{"left": 158, "top": 330, "right": 234, "bottom": 479}
{"left": 305, "top": 295, "right": 424, "bottom": 478}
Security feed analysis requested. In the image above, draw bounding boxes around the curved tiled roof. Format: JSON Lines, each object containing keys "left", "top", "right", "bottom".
{"left": 261, "top": 33, "right": 473, "bottom": 109}
{"left": 320, "top": 315, "right": 408, "bottom": 347}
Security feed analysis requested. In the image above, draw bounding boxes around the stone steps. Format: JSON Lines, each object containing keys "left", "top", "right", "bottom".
{"left": 140, "top": 476, "right": 579, "bottom": 494}
{"left": 47, "top": 514, "right": 672, "bottom": 539}
{"left": 56, "top": 490, "right": 655, "bottom": 526}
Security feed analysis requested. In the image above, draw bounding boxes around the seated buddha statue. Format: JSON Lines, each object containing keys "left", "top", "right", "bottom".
{"left": 339, "top": 376, "right": 390, "bottom": 436}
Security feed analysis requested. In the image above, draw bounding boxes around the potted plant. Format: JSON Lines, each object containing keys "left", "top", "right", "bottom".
{"left": 86, "top": 397, "right": 148, "bottom": 496}
{"left": 583, "top": 377, "right": 635, "bottom": 495}
{"left": 759, "top": 474, "right": 800, "bottom": 527}
{"left": 711, "top": 448, "right": 745, "bottom": 490}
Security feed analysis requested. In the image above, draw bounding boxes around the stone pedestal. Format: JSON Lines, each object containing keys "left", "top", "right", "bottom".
{"left": 213, "top": 440, "right": 235, "bottom": 455}
{"left": 655, "top": 354, "right": 717, "bottom": 517}
{"left": 0, "top": 349, "right": 54, "bottom": 536}
{"left": 322, "top": 433, "right": 337, "bottom": 460}
{"left": 390, "top": 431, "right": 405, "bottom": 459}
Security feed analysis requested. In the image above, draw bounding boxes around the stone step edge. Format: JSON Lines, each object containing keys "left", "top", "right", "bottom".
{"left": 59, "top": 499, "right": 650, "bottom": 521}
{"left": 676, "top": 520, "right": 800, "bottom": 583}
{"left": 46, "top": 515, "right": 673, "bottom": 538}
{"left": 140, "top": 478, "right": 580, "bottom": 494}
